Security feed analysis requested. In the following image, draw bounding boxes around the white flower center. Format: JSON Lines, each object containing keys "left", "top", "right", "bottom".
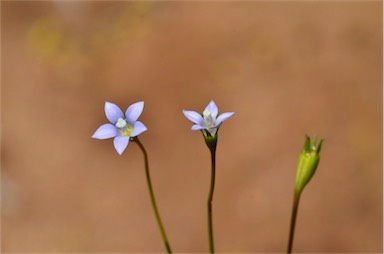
{"left": 115, "top": 117, "right": 133, "bottom": 137}
{"left": 203, "top": 110, "right": 215, "bottom": 128}
{"left": 115, "top": 117, "right": 127, "bottom": 128}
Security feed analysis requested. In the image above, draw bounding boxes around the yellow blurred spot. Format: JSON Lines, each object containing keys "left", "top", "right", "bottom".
{"left": 27, "top": 19, "right": 64, "bottom": 58}
{"left": 131, "top": 1, "right": 154, "bottom": 16}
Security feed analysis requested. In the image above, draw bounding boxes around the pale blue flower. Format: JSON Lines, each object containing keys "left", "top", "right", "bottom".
{"left": 92, "top": 101, "right": 147, "bottom": 155}
{"left": 183, "top": 100, "right": 234, "bottom": 136}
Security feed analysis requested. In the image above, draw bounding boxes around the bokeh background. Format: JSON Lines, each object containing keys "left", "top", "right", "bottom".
{"left": 1, "top": 1, "right": 382, "bottom": 253}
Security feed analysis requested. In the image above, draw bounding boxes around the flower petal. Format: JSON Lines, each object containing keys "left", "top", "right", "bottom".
{"left": 183, "top": 110, "right": 204, "bottom": 125}
{"left": 215, "top": 112, "right": 235, "bottom": 127}
{"left": 113, "top": 136, "right": 129, "bottom": 155}
{"left": 131, "top": 121, "right": 148, "bottom": 137}
{"left": 105, "top": 102, "right": 124, "bottom": 124}
{"left": 126, "top": 101, "right": 144, "bottom": 122}
{"left": 92, "top": 123, "right": 117, "bottom": 139}
{"left": 192, "top": 124, "right": 205, "bottom": 131}
{"left": 204, "top": 100, "right": 218, "bottom": 119}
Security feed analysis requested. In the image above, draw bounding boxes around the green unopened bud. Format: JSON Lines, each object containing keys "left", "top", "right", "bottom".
{"left": 295, "top": 135, "right": 323, "bottom": 193}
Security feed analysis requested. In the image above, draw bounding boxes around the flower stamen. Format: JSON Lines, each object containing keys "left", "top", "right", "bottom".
{"left": 120, "top": 125, "right": 133, "bottom": 137}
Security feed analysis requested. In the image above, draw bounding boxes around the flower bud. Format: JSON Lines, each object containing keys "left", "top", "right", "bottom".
{"left": 295, "top": 135, "right": 323, "bottom": 193}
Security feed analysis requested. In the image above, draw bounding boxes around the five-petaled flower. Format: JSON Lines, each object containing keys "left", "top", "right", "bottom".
{"left": 183, "top": 100, "right": 234, "bottom": 137}
{"left": 92, "top": 101, "right": 147, "bottom": 155}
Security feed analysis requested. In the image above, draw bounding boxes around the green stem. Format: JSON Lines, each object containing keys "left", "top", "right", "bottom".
{"left": 207, "top": 148, "right": 216, "bottom": 254}
{"left": 133, "top": 137, "right": 172, "bottom": 254}
{"left": 287, "top": 189, "right": 301, "bottom": 254}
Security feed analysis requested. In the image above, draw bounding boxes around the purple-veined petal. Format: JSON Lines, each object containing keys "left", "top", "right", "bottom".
{"left": 204, "top": 100, "right": 218, "bottom": 119}
{"left": 126, "top": 101, "right": 144, "bottom": 122}
{"left": 215, "top": 112, "right": 235, "bottom": 127}
{"left": 105, "top": 102, "right": 124, "bottom": 124}
{"left": 192, "top": 124, "right": 205, "bottom": 131}
{"left": 92, "top": 123, "right": 117, "bottom": 139}
{"left": 113, "top": 136, "right": 129, "bottom": 155}
{"left": 131, "top": 121, "right": 147, "bottom": 137}
{"left": 183, "top": 110, "right": 204, "bottom": 125}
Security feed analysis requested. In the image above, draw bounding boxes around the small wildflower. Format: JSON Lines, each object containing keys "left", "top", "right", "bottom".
{"left": 92, "top": 101, "right": 147, "bottom": 155}
{"left": 183, "top": 100, "right": 234, "bottom": 138}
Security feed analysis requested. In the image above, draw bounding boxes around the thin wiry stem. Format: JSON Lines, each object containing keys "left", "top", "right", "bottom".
{"left": 207, "top": 148, "right": 216, "bottom": 253}
{"left": 287, "top": 189, "right": 301, "bottom": 254}
{"left": 134, "top": 137, "right": 172, "bottom": 253}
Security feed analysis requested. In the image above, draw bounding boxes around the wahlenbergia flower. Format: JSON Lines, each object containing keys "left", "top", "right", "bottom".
{"left": 183, "top": 100, "right": 234, "bottom": 137}
{"left": 92, "top": 101, "right": 147, "bottom": 155}
{"left": 92, "top": 101, "right": 172, "bottom": 252}
{"left": 183, "top": 100, "right": 234, "bottom": 254}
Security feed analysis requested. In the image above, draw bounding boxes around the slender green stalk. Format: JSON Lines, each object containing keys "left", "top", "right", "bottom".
{"left": 207, "top": 148, "right": 216, "bottom": 253}
{"left": 287, "top": 189, "right": 302, "bottom": 254}
{"left": 133, "top": 137, "right": 172, "bottom": 254}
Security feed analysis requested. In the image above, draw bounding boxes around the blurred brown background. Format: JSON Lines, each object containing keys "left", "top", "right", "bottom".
{"left": 1, "top": 1, "right": 382, "bottom": 253}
